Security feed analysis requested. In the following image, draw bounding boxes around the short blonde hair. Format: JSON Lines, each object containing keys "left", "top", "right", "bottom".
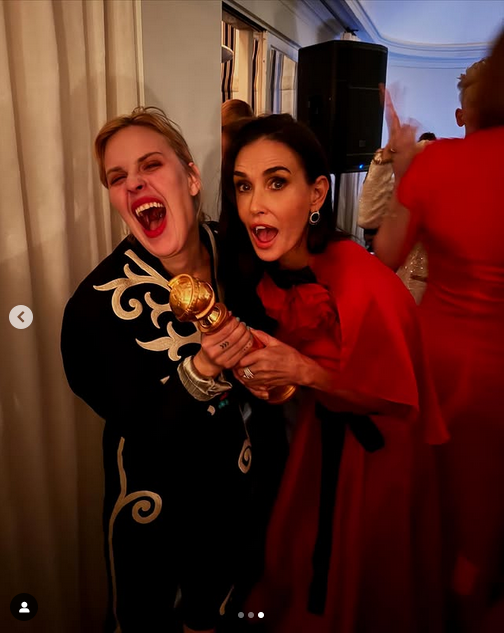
{"left": 457, "top": 59, "right": 487, "bottom": 105}
{"left": 94, "top": 106, "right": 202, "bottom": 215}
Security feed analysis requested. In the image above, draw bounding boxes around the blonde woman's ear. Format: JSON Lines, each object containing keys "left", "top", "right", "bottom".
{"left": 187, "top": 162, "right": 202, "bottom": 195}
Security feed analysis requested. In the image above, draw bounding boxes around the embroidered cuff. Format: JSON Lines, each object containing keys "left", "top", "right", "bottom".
{"left": 178, "top": 356, "right": 232, "bottom": 402}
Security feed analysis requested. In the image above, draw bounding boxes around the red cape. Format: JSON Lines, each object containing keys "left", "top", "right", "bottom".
{"left": 247, "top": 240, "right": 448, "bottom": 633}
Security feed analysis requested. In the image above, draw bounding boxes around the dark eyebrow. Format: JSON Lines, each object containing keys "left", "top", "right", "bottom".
{"left": 264, "top": 166, "right": 291, "bottom": 176}
{"left": 233, "top": 165, "right": 291, "bottom": 178}
{"left": 105, "top": 152, "right": 164, "bottom": 179}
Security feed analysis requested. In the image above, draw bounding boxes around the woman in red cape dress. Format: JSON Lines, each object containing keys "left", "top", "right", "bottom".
{"left": 375, "top": 29, "right": 504, "bottom": 632}
{"left": 218, "top": 113, "right": 448, "bottom": 633}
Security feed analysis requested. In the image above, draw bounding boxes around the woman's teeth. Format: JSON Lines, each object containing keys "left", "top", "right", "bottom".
{"left": 134, "top": 202, "right": 166, "bottom": 231}
{"left": 254, "top": 226, "right": 278, "bottom": 242}
{"left": 135, "top": 201, "right": 164, "bottom": 218}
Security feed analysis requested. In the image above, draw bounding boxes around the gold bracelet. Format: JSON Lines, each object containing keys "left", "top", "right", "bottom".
{"left": 372, "top": 148, "right": 393, "bottom": 165}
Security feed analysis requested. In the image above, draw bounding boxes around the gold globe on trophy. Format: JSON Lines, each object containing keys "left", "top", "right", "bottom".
{"left": 167, "top": 273, "right": 296, "bottom": 404}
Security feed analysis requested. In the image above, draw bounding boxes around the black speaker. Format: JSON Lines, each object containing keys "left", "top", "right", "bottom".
{"left": 297, "top": 40, "right": 388, "bottom": 174}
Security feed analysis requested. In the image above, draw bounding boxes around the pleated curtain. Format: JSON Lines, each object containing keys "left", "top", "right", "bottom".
{"left": 0, "top": 1, "right": 140, "bottom": 630}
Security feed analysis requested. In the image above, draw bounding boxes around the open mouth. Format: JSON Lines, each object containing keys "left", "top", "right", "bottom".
{"left": 130, "top": 198, "right": 168, "bottom": 238}
{"left": 252, "top": 225, "right": 278, "bottom": 247}
{"left": 134, "top": 201, "right": 166, "bottom": 232}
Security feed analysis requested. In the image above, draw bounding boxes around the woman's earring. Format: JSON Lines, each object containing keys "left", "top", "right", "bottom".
{"left": 309, "top": 209, "right": 321, "bottom": 226}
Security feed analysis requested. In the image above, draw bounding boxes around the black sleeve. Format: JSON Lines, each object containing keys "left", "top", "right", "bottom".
{"left": 60, "top": 292, "right": 219, "bottom": 441}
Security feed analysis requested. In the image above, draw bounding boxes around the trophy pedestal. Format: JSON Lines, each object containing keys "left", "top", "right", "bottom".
{"left": 268, "top": 384, "right": 297, "bottom": 405}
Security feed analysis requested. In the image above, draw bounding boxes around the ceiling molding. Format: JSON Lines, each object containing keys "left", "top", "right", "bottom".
{"left": 226, "top": 0, "right": 343, "bottom": 50}
{"left": 323, "top": 0, "right": 490, "bottom": 67}
{"left": 276, "top": 0, "right": 345, "bottom": 43}
{"left": 386, "top": 52, "right": 486, "bottom": 69}
{"left": 320, "top": 0, "right": 373, "bottom": 42}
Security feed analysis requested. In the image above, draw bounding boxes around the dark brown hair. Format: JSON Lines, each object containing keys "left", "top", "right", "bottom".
{"left": 418, "top": 132, "right": 436, "bottom": 142}
{"left": 218, "top": 114, "right": 347, "bottom": 329}
{"left": 221, "top": 99, "right": 254, "bottom": 128}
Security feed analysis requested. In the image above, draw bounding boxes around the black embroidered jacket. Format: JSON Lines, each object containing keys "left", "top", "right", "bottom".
{"left": 61, "top": 224, "right": 254, "bottom": 631}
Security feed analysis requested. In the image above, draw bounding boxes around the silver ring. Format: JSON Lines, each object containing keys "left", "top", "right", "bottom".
{"left": 243, "top": 366, "right": 255, "bottom": 380}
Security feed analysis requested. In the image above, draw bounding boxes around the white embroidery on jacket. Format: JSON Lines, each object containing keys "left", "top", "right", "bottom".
{"left": 94, "top": 249, "right": 200, "bottom": 360}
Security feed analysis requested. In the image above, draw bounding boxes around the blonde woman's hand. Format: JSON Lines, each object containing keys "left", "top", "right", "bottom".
{"left": 193, "top": 316, "right": 254, "bottom": 378}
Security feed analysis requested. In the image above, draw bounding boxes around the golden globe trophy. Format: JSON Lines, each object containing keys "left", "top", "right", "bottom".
{"left": 167, "top": 273, "right": 296, "bottom": 404}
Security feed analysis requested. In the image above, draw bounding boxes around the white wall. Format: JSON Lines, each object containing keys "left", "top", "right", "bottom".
{"left": 141, "top": 0, "right": 222, "bottom": 218}
{"left": 383, "top": 62, "right": 473, "bottom": 144}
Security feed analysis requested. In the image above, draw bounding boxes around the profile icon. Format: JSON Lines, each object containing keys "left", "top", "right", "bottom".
{"left": 10, "top": 593, "right": 38, "bottom": 621}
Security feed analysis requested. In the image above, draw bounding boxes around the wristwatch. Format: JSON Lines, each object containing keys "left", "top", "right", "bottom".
{"left": 372, "top": 148, "right": 394, "bottom": 165}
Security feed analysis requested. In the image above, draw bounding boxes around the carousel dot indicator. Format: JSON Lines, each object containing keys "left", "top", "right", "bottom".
{"left": 248, "top": 611, "right": 255, "bottom": 618}
{"left": 258, "top": 611, "right": 265, "bottom": 618}
{"left": 238, "top": 612, "right": 244, "bottom": 618}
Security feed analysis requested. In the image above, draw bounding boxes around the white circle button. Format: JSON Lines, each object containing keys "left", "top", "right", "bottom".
{"left": 9, "top": 305, "right": 33, "bottom": 329}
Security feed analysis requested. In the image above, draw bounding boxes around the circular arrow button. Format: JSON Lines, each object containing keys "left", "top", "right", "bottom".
{"left": 9, "top": 305, "right": 33, "bottom": 329}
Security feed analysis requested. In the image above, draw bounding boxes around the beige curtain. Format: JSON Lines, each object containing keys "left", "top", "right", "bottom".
{"left": 336, "top": 172, "right": 367, "bottom": 242}
{"left": 0, "top": 1, "right": 140, "bottom": 630}
{"left": 269, "top": 48, "right": 297, "bottom": 116}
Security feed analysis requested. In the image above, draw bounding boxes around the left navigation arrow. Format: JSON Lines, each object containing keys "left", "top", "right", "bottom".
{"left": 9, "top": 305, "right": 33, "bottom": 329}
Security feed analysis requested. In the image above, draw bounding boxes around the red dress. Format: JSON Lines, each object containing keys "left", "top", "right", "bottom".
{"left": 246, "top": 240, "right": 448, "bottom": 633}
{"left": 397, "top": 127, "right": 504, "bottom": 631}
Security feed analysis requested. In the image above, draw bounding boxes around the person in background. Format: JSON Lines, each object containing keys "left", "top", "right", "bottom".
{"left": 374, "top": 28, "right": 504, "bottom": 633}
{"left": 219, "top": 113, "right": 448, "bottom": 633}
{"left": 360, "top": 59, "right": 487, "bottom": 305}
{"left": 455, "top": 58, "right": 488, "bottom": 135}
{"left": 222, "top": 98, "right": 254, "bottom": 126}
{"left": 418, "top": 131, "right": 437, "bottom": 142}
{"left": 61, "top": 106, "right": 259, "bottom": 633}
{"left": 358, "top": 118, "right": 436, "bottom": 302}
{"left": 222, "top": 98, "right": 254, "bottom": 160}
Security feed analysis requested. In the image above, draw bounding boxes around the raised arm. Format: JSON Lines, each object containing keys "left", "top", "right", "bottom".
{"left": 373, "top": 88, "right": 423, "bottom": 270}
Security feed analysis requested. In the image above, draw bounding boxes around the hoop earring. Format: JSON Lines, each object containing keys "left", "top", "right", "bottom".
{"left": 309, "top": 209, "right": 321, "bottom": 226}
